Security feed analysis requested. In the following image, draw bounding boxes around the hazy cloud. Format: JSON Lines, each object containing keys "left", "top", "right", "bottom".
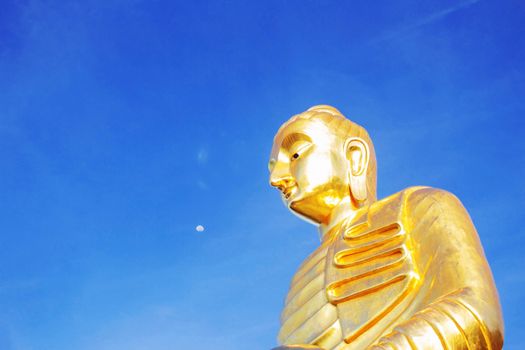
{"left": 372, "top": 0, "right": 481, "bottom": 43}
{"left": 197, "top": 148, "right": 208, "bottom": 165}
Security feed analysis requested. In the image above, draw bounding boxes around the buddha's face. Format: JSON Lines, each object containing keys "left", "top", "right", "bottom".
{"left": 269, "top": 119, "right": 350, "bottom": 224}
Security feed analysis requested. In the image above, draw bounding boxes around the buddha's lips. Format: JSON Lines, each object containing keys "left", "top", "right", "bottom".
{"left": 282, "top": 186, "right": 297, "bottom": 199}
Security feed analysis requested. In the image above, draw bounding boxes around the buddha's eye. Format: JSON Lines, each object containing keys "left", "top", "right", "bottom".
{"left": 290, "top": 143, "right": 312, "bottom": 162}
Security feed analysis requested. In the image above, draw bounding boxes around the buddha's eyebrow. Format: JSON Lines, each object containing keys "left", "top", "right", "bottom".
{"left": 281, "top": 133, "right": 312, "bottom": 150}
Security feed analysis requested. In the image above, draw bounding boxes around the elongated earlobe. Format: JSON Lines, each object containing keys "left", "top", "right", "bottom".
{"left": 344, "top": 138, "right": 369, "bottom": 203}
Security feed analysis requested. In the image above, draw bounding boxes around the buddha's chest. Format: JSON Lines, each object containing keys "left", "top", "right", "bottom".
{"left": 324, "top": 213, "right": 420, "bottom": 348}
{"left": 278, "top": 222, "right": 418, "bottom": 349}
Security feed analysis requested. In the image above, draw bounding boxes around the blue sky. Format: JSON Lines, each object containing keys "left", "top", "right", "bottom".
{"left": 0, "top": 0, "right": 524, "bottom": 349}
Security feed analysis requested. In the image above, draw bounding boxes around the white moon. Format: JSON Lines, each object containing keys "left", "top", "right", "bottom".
{"left": 195, "top": 225, "right": 205, "bottom": 232}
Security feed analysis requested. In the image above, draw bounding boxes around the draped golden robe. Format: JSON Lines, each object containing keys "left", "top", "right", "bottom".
{"left": 278, "top": 187, "right": 503, "bottom": 350}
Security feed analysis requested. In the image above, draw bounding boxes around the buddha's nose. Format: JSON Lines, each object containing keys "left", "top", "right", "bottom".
{"left": 270, "top": 172, "right": 294, "bottom": 192}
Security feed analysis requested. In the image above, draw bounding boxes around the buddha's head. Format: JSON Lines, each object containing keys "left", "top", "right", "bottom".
{"left": 268, "top": 105, "right": 377, "bottom": 225}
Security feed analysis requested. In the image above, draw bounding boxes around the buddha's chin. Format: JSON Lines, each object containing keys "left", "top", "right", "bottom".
{"left": 288, "top": 196, "right": 329, "bottom": 225}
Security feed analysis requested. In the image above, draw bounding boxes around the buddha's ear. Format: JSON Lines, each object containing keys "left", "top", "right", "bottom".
{"left": 344, "top": 137, "right": 369, "bottom": 202}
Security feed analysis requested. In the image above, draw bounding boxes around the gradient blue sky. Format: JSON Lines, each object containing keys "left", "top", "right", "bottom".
{"left": 1, "top": 1, "right": 524, "bottom": 349}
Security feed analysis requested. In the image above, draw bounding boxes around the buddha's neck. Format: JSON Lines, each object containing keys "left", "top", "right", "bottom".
{"left": 318, "top": 197, "right": 358, "bottom": 242}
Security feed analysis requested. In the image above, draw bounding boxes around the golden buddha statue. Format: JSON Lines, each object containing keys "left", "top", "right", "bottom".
{"left": 268, "top": 106, "right": 504, "bottom": 350}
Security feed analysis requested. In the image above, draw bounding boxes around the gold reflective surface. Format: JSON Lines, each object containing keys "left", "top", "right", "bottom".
{"left": 269, "top": 106, "right": 504, "bottom": 350}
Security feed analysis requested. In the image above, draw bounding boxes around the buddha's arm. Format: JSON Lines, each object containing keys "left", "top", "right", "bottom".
{"left": 369, "top": 189, "right": 504, "bottom": 350}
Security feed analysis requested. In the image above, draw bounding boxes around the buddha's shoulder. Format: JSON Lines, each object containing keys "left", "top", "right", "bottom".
{"left": 369, "top": 186, "right": 465, "bottom": 219}
{"left": 376, "top": 186, "right": 462, "bottom": 207}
